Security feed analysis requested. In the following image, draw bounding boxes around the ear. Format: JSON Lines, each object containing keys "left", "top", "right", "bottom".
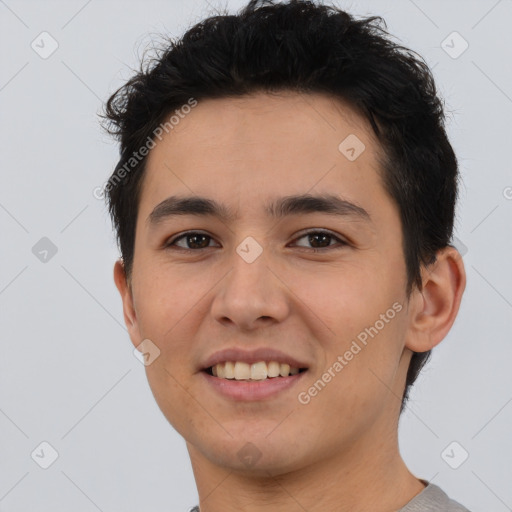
{"left": 405, "top": 246, "right": 466, "bottom": 353}
{"left": 113, "top": 259, "right": 142, "bottom": 348}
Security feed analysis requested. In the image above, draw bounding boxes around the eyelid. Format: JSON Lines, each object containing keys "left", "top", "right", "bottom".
{"left": 291, "top": 229, "right": 349, "bottom": 252}
{"left": 164, "top": 228, "right": 348, "bottom": 251}
{"left": 164, "top": 230, "right": 218, "bottom": 249}
{"left": 292, "top": 228, "right": 347, "bottom": 244}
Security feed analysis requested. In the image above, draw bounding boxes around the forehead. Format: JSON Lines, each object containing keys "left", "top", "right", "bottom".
{"left": 148, "top": 91, "right": 376, "bottom": 158}
{"left": 139, "top": 91, "right": 388, "bottom": 220}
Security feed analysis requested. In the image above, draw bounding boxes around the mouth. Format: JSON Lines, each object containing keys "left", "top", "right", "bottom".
{"left": 204, "top": 361, "right": 308, "bottom": 381}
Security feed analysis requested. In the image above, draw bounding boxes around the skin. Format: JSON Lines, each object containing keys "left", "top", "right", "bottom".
{"left": 114, "top": 91, "right": 466, "bottom": 511}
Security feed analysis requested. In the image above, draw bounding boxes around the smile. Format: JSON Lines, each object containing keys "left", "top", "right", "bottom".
{"left": 206, "top": 360, "right": 308, "bottom": 380}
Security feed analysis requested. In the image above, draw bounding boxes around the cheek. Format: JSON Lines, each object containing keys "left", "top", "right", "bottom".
{"left": 293, "top": 259, "right": 401, "bottom": 338}
{"left": 145, "top": 363, "right": 202, "bottom": 438}
{"left": 133, "top": 262, "right": 199, "bottom": 337}
{"left": 299, "top": 313, "right": 407, "bottom": 448}
{"left": 299, "top": 262, "right": 407, "bottom": 395}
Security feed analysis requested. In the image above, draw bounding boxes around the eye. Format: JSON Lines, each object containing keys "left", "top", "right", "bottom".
{"left": 164, "top": 231, "right": 218, "bottom": 251}
{"left": 164, "top": 229, "right": 348, "bottom": 253}
{"left": 291, "top": 229, "right": 347, "bottom": 252}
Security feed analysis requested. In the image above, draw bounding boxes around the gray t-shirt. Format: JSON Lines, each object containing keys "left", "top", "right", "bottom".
{"left": 188, "top": 481, "right": 472, "bottom": 511}
{"left": 399, "top": 481, "right": 472, "bottom": 511}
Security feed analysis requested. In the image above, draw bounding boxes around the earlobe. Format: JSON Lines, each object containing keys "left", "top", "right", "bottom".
{"left": 113, "top": 260, "right": 141, "bottom": 343}
{"left": 405, "top": 246, "right": 466, "bottom": 353}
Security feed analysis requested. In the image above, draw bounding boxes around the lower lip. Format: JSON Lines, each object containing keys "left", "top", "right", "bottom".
{"left": 201, "top": 370, "right": 307, "bottom": 400}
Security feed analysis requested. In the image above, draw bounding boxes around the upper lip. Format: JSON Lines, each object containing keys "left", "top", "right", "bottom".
{"left": 201, "top": 347, "right": 309, "bottom": 371}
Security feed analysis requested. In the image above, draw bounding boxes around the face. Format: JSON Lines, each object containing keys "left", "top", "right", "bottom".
{"left": 116, "top": 91, "right": 421, "bottom": 475}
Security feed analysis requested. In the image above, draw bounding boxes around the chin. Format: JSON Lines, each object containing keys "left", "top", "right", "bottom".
{"left": 193, "top": 433, "right": 306, "bottom": 477}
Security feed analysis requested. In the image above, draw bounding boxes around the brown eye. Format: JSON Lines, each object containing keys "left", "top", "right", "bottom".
{"left": 292, "top": 230, "right": 347, "bottom": 252}
{"left": 165, "top": 231, "right": 217, "bottom": 250}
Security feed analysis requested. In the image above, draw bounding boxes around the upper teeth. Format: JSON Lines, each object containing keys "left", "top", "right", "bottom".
{"left": 211, "top": 361, "right": 301, "bottom": 380}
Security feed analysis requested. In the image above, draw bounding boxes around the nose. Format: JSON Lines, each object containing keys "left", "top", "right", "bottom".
{"left": 210, "top": 243, "right": 291, "bottom": 332}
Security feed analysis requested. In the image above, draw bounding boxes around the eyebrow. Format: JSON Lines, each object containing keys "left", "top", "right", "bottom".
{"left": 147, "top": 193, "right": 371, "bottom": 226}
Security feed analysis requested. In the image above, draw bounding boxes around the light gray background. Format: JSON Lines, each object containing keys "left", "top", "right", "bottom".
{"left": 1, "top": 0, "right": 511, "bottom": 510}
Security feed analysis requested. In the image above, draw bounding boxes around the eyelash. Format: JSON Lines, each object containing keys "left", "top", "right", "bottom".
{"left": 164, "top": 229, "right": 348, "bottom": 253}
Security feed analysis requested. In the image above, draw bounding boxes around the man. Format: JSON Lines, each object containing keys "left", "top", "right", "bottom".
{"left": 102, "top": 0, "right": 471, "bottom": 510}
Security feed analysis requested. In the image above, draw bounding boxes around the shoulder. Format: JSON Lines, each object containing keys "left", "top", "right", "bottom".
{"left": 399, "top": 482, "right": 472, "bottom": 512}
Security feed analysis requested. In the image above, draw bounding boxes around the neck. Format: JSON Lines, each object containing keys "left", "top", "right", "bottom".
{"left": 187, "top": 424, "right": 425, "bottom": 512}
